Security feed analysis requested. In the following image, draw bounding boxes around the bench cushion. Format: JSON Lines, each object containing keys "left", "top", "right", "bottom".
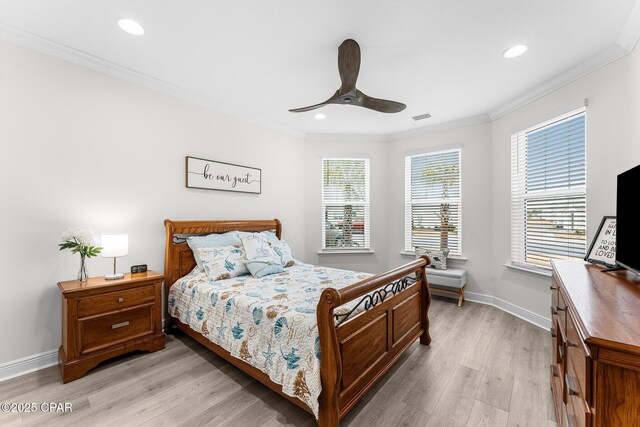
{"left": 426, "top": 268, "right": 467, "bottom": 289}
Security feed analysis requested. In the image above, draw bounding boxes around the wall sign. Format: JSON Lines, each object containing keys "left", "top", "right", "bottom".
{"left": 585, "top": 216, "right": 616, "bottom": 267}
{"left": 186, "top": 156, "right": 261, "bottom": 194}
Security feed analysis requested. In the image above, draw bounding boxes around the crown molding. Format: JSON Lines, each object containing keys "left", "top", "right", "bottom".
{"left": 489, "top": 0, "right": 640, "bottom": 121}
{"left": 489, "top": 44, "right": 628, "bottom": 120}
{"left": 387, "top": 114, "right": 491, "bottom": 142}
{"left": 0, "top": 21, "right": 305, "bottom": 140}
{"left": 304, "top": 133, "right": 389, "bottom": 143}
{"left": 3, "top": 0, "right": 640, "bottom": 141}
{"left": 618, "top": 0, "right": 640, "bottom": 51}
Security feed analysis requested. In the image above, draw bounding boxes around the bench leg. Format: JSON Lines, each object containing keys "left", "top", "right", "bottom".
{"left": 457, "top": 288, "right": 464, "bottom": 307}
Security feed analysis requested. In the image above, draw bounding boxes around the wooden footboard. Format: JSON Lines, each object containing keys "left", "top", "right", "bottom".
{"left": 316, "top": 256, "right": 431, "bottom": 427}
{"left": 164, "top": 219, "right": 431, "bottom": 427}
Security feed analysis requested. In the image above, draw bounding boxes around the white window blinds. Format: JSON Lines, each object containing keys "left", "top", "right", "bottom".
{"left": 405, "top": 148, "right": 462, "bottom": 254}
{"left": 511, "top": 107, "right": 587, "bottom": 269}
{"left": 321, "top": 158, "right": 370, "bottom": 250}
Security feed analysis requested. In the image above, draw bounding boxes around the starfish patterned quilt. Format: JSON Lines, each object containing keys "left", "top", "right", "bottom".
{"left": 168, "top": 262, "right": 373, "bottom": 418}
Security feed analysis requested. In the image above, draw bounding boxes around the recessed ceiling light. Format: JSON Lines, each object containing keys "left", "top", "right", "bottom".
{"left": 503, "top": 45, "right": 528, "bottom": 59}
{"left": 117, "top": 18, "right": 145, "bottom": 36}
{"left": 314, "top": 113, "right": 326, "bottom": 120}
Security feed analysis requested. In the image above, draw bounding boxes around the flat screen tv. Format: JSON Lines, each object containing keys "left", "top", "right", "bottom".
{"left": 616, "top": 164, "right": 640, "bottom": 275}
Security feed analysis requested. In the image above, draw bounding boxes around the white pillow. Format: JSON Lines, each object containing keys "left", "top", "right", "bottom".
{"left": 239, "top": 232, "right": 277, "bottom": 260}
{"left": 269, "top": 239, "right": 295, "bottom": 268}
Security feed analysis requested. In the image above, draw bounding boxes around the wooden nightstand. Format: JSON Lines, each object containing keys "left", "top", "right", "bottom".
{"left": 57, "top": 271, "right": 165, "bottom": 383}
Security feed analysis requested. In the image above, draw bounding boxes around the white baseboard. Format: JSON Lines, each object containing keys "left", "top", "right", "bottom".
{"left": 430, "top": 289, "right": 551, "bottom": 330}
{"left": 0, "top": 349, "right": 58, "bottom": 383}
{"left": 465, "top": 291, "right": 551, "bottom": 330}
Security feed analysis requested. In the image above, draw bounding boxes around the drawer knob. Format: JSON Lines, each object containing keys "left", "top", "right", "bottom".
{"left": 117, "top": 297, "right": 124, "bottom": 303}
{"left": 112, "top": 321, "right": 130, "bottom": 329}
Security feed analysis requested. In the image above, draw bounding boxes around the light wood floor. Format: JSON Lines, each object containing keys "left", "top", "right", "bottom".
{"left": 0, "top": 299, "right": 556, "bottom": 427}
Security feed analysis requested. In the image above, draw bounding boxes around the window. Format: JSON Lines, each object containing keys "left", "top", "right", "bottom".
{"left": 404, "top": 148, "right": 462, "bottom": 254}
{"left": 511, "top": 107, "right": 586, "bottom": 269}
{"left": 321, "top": 158, "right": 370, "bottom": 250}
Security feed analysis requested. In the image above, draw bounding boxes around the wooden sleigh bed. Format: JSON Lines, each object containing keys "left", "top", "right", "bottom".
{"left": 164, "top": 219, "right": 432, "bottom": 427}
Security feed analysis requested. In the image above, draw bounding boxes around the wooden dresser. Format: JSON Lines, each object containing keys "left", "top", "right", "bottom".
{"left": 58, "top": 271, "right": 165, "bottom": 383}
{"left": 550, "top": 260, "right": 640, "bottom": 427}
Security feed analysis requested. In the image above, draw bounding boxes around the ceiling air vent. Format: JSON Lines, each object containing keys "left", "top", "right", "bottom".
{"left": 412, "top": 113, "right": 431, "bottom": 121}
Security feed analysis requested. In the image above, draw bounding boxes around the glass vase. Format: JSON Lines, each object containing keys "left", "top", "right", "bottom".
{"left": 78, "top": 254, "right": 89, "bottom": 282}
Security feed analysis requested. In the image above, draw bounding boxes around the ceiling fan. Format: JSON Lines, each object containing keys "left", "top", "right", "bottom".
{"left": 289, "top": 39, "right": 406, "bottom": 114}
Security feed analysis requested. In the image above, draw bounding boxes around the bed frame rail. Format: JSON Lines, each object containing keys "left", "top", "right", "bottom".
{"left": 316, "top": 256, "right": 431, "bottom": 426}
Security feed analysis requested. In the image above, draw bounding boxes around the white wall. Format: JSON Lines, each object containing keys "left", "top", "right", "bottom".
{"left": 304, "top": 139, "right": 390, "bottom": 274}
{"left": 387, "top": 123, "right": 494, "bottom": 298}
{"left": 490, "top": 45, "right": 640, "bottom": 318}
{"left": 3, "top": 33, "right": 640, "bottom": 369}
{"left": 0, "top": 40, "right": 306, "bottom": 365}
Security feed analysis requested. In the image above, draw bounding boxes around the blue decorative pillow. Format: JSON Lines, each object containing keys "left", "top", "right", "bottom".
{"left": 244, "top": 257, "right": 284, "bottom": 278}
{"left": 187, "top": 231, "right": 241, "bottom": 269}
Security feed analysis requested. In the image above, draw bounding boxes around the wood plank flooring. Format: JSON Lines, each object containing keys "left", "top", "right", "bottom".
{"left": 0, "top": 299, "right": 556, "bottom": 426}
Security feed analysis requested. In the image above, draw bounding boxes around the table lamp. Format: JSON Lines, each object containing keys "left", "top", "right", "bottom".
{"left": 101, "top": 233, "right": 128, "bottom": 280}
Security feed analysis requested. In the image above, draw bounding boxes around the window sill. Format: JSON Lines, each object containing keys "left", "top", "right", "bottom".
{"left": 503, "top": 263, "right": 552, "bottom": 278}
{"left": 400, "top": 251, "right": 468, "bottom": 262}
{"left": 318, "top": 249, "right": 375, "bottom": 255}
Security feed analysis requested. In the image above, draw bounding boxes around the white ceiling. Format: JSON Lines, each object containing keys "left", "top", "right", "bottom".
{"left": 0, "top": 0, "right": 637, "bottom": 137}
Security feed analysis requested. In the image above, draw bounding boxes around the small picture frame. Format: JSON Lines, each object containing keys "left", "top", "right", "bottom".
{"left": 585, "top": 216, "right": 616, "bottom": 267}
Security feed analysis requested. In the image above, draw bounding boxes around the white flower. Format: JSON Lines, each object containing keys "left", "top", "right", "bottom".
{"left": 61, "top": 227, "right": 97, "bottom": 245}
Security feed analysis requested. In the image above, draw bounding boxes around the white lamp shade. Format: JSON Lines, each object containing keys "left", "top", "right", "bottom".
{"left": 101, "top": 234, "right": 129, "bottom": 258}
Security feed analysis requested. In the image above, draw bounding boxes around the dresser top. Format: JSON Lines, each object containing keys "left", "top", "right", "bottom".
{"left": 552, "top": 260, "right": 640, "bottom": 350}
{"left": 58, "top": 271, "right": 164, "bottom": 294}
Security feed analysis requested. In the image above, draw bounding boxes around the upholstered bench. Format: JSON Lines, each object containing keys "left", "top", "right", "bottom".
{"left": 426, "top": 268, "right": 467, "bottom": 306}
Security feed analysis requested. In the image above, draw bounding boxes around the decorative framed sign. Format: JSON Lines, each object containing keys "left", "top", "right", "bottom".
{"left": 585, "top": 216, "right": 616, "bottom": 267}
{"left": 186, "top": 156, "right": 261, "bottom": 194}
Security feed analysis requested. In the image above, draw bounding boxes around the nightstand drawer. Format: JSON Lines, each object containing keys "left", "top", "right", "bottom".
{"left": 80, "top": 306, "right": 153, "bottom": 354}
{"left": 78, "top": 285, "right": 155, "bottom": 318}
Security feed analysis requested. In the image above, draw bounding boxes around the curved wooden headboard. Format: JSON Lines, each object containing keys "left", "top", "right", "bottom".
{"left": 163, "top": 219, "right": 282, "bottom": 291}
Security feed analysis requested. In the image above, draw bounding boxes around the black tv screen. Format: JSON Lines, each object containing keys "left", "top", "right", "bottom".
{"left": 616, "top": 164, "right": 640, "bottom": 274}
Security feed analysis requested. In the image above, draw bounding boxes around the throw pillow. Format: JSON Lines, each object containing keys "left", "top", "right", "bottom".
{"left": 268, "top": 239, "right": 295, "bottom": 267}
{"left": 245, "top": 256, "right": 285, "bottom": 278}
{"left": 415, "top": 246, "right": 450, "bottom": 270}
{"left": 239, "top": 232, "right": 277, "bottom": 260}
{"left": 187, "top": 231, "right": 241, "bottom": 270}
{"left": 194, "top": 244, "right": 249, "bottom": 281}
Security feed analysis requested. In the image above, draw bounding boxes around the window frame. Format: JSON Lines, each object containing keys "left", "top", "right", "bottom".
{"left": 404, "top": 147, "right": 463, "bottom": 255}
{"left": 321, "top": 157, "right": 371, "bottom": 251}
{"left": 510, "top": 107, "right": 587, "bottom": 271}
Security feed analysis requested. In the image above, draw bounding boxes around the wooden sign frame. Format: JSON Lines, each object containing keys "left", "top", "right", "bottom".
{"left": 185, "top": 156, "right": 262, "bottom": 194}
{"left": 585, "top": 216, "right": 616, "bottom": 267}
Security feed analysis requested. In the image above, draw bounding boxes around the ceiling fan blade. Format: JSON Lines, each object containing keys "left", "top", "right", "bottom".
{"left": 289, "top": 90, "right": 340, "bottom": 113}
{"left": 338, "top": 39, "right": 361, "bottom": 94}
{"left": 355, "top": 89, "right": 406, "bottom": 113}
